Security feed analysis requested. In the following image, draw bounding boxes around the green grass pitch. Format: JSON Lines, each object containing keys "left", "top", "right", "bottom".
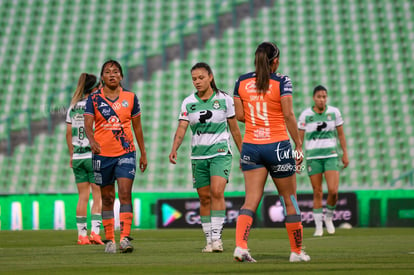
{"left": 0, "top": 228, "right": 413, "bottom": 274}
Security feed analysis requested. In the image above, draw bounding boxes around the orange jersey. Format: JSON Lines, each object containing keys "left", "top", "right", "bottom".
{"left": 233, "top": 72, "right": 292, "bottom": 144}
{"left": 84, "top": 88, "right": 141, "bottom": 157}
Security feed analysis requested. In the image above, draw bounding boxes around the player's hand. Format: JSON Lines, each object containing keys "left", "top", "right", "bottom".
{"left": 295, "top": 148, "right": 304, "bottom": 174}
{"left": 342, "top": 153, "right": 349, "bottom": 168}
{"left": 169, "top": 151, "right": 177, "bottom": 164}
{"left": 139, "top": 153, "right": 147, "bottom": 172}
{"left": 90, "top": 139, "right": 101, "bottom": 154}
{"left": 69, "top": 156, "right": 73, "bottom": 168}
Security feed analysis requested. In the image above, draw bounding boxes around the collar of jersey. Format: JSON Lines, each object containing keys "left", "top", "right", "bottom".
{"left": 195, "top": 91, "right": 215, "bottom": 103}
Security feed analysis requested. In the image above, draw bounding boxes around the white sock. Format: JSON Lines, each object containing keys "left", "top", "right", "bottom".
{"left": 313, "top": 212, "right": 323, "bottom": 229}
{"left": 325, "top": 208, "right": 334, "bottom": 219}
{"left": 211, "top": 216, "right": 225, "bottom": 241}
{"left": 201, "top": 222, "right": 212, "bottom": 244}
{"left": 76, "top": 216, "right": 87, "bottom": 237}
{"left": 91, "top": 214, "right": 102, "bottom": 234}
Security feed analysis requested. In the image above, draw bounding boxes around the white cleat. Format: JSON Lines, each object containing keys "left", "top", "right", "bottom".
{"left": 104, "top": 240, "right": 116, "bottom": 254}
{"left": 202, "top": 243, "right": 213, "bottom": 253}
{"left": 289, "top": 251, "right": 311, "bottom": 262}
{"left": 313, "top": 227, "right": 323, "bottom": 237}
{"left": 325, "top": 216, "right": 336, "bottom": 234}
{"left": 212, "top": 239, "right": 223, "bottom": 252}
{"left": 233, "top": 246, "right": 256, "bottom": 262}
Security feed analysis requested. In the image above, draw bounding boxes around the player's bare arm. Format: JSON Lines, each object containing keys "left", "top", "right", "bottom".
{"left": 169, "top": 120, "right": 189, "bottom": 164}
{"left": 234, "top": 97, "right": 245, "bottom": 123}
{"left": 227, "top": 116, "right": 243, "bottom": 153}
{"left": 336, "top": 125, "right": 349, "bottom": 168}
{"left": 281, "top": 96, "right": 303, "bottom": 166}
{"left": 84, "top": 115, "right": 101, "bottom": 154}
{"left": 132, "top": 115, "right": 147, "bottom": 172}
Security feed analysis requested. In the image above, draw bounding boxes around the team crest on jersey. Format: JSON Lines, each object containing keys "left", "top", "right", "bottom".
{"left": 327, "top": 114, "right": 332, "bottom": 120}
{"left": 213, "top": 100, "right": 220, "bottom": 109}
{"left": 108, "top": 116, "right": 120, "bottom": 123}
{"left": 122, "top": 100, "right": 129, "bottom": 107}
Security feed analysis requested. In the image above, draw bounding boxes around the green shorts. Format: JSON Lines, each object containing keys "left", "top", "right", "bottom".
{"left": 191, "top": 154, "right": 232, "bottom": 189}
{"left": 72, "top": 158, "right": 95, "bottom": 184}
{"left": 306, "top": 157, "right": 339, "bottom": 176}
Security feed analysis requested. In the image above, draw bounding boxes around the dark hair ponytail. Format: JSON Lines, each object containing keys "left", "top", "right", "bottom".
{"left": 254, "top": 42, "right": 280, "bottom": 94}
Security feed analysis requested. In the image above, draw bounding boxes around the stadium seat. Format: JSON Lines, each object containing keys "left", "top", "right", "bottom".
{"left": 0, "top": 0, "right": 413, "bottom": 192}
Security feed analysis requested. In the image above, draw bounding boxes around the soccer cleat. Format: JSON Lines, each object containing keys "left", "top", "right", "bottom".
{"left": 289, "top": 250, "right": 311, "bottom": 262}
{"left": 233, "top": 246, "right": 256, "bottom": 263}
{"left": 77, "top": 235, "right": 91, "bottom": 245}
{"left": 202, "top": 243, "right": 213, "bottom": 253}
{"left": 212, "top": 239, "right": 223, "bottom": 252}
{"left": 313, "top": 227, "right": 323, "bottom": 237}
{"left": 104, "top": 240, "right": 116, "bottom": 254}
{"left": 325, "top": 216, "right": 336, "bottom": 234}
{"left": 89, "top": 232, "right": 104, "bottom": 245}
{"left": 119, "top": 236, "right": 134, "bottom": 253}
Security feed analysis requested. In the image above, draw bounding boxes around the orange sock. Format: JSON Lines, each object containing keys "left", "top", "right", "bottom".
{"left": 235, "top": 214, "right": 253, "bottom": 249}
{"left": 120, "top": 212, "right": 133, "bottom": 239}
{"left": 285, "top": 222, "right": 303, "bottom": 254}
{"left": 102, "top": 218, "right": 115, "bottom": 242}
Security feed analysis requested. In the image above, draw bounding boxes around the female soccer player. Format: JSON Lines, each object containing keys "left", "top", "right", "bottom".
{"left": 66, "top": 73, "right": 103, "bottom": 245}
{"left": 233, "top": 42, "right": 310, "bottom": 262}
{"left": 169, "top": 62, "right": 242, "bottom": 253}
{"left": 298, "top": 85, "right": 349, "bottom": 236}
{"left": 84, "top": 60, "right": 147, "bottom": 253}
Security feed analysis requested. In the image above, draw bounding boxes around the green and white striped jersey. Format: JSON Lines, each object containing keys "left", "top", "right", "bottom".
{"left": 66, "top": 99, "right": 92, "bottom": 159}
{"left": 298, "top": 105, "right": 343, "bottom": 160}
{"left": 178, "top": 91, "right": 235, "bottom": 159}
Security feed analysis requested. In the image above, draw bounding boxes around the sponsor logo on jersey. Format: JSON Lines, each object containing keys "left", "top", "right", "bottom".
{"left": 74, "top": 113, "right": 84, "bottom": 121}
{"left": 101, "top": 108, "right": 111, "bottom": 116}
{"left": 108, "top": 115, "right": 120, "bottom": 123}
{"left": 245, "top": 80, "right": 257, "bottom": 93}
{"left": 122, "top": 100, "right": 129, "bottom": 107}
{"left": 112, "top": 102, "right": 121, "bottom": 110}
{"left": 98, "top": 102, "right": 108, "bottom": 108}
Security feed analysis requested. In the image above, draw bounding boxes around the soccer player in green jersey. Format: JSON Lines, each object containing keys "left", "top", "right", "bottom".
{"left": 298, "top": 85, "right": 349, "bottom": 237}
{"left": 169, "top": 62, "right": 242, "bottom": 253}
{"left": 66, "top": 73, "right": 103, "bottom": 245}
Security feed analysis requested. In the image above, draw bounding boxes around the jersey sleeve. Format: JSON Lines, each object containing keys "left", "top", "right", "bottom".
{"left": 131, "top": 94, "right": 141, "bottom": 118}
{"left": 84, "top": 94, "right": 95, "bottom": 116}
{"left": 225, "top": 94, "right": 236, "bottom": 118}
{"left": 335, "top": 108, "right": 344, "bottom": 127}
{"left": 233, "top": 78, "right": 241, "bottom": 98}
{"left": 65, "top": 106, "right": 72, "bottom": 124}
{"left": 280, "top": 76, "right": 293, "bottom": 97}
{"left": 298, "top": 110, "right": 306, "bottom": 130}
{"left": 178, "top": 100, "right": 189, "bottom": 121}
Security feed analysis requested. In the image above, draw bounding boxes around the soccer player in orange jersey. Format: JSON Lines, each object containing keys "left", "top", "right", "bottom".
{"left": 84, "top": 60, "right": 147, "bottom": 254}
{"left": 232, "top": 42, "right": 310, "bottom": 262}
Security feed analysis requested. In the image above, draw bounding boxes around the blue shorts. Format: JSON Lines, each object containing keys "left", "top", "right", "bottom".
{"left": 240, "top": 140, "right": 296, "bottom": 178}
{"left": 92, "top": 151, "right": 136, "bottom": 186}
